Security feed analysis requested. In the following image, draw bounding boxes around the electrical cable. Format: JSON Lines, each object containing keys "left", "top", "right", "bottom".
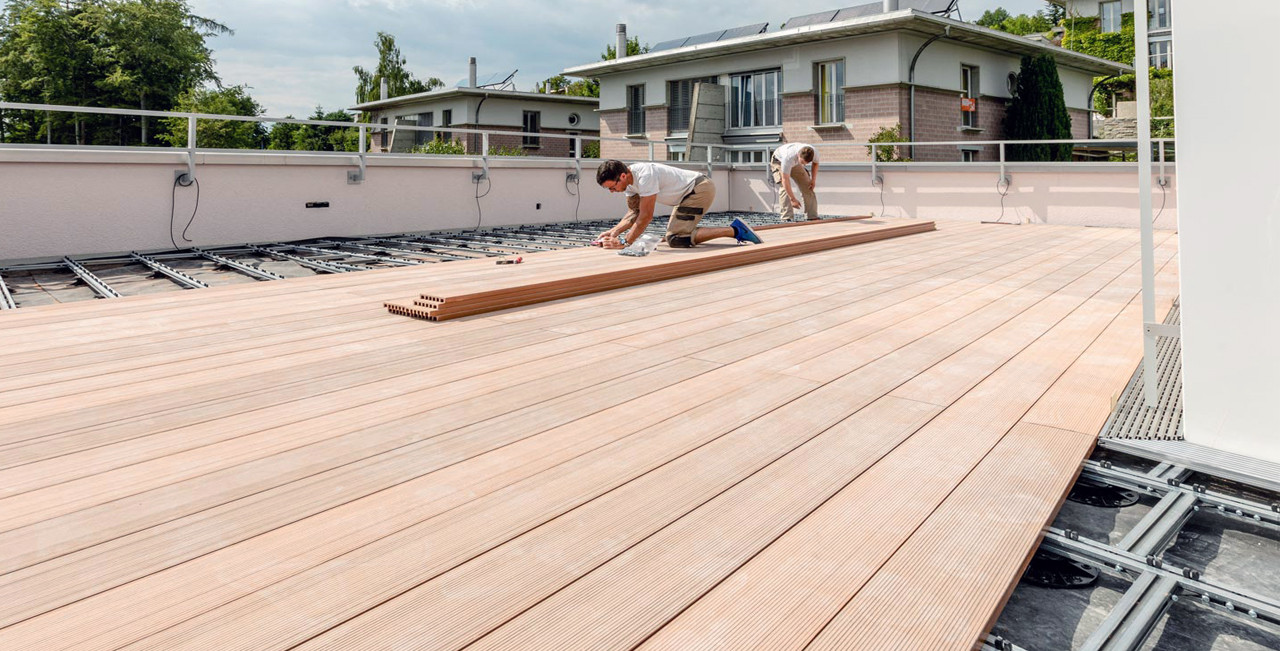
{"left": 169, "top": 174, "right": 200, "bottom": 250}
{"left": 565, "top": 172, "right": 581, "bottom": 222}
{"left": 983, "top": 175, "right": 1015, "bottom": 225}
{"left": 473, "top": 174, "right": 492, "bottom": 231}
{"left": 878, "top": 177, "right": 886, "bottom": 218}
{"left": 1154, "top": 179, "right": 1167, "bottom": 222}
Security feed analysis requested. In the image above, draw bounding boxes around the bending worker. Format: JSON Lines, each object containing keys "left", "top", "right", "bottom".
{"left": 771, "top": 142, "right": 820, "bottom": 221}
{"left": 595, "top": 159, "right": 762, "bottom": 249}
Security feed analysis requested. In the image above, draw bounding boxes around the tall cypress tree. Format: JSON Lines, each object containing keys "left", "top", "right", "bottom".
{"left": 1004, "top": 53, "right": 1074, "bottom": 161}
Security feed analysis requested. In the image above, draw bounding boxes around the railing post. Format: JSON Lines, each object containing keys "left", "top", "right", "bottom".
{"left": 870, "top": 144, "right": 879, "bottom": 186}
{"left": 349, "top": 124, "right": 366, "bottom": 184}
{"left": 999, "top": 142, "right": 1008, "bottom": 185}
{"left": 185, "top": 115, "right": 197, "bottom": 182}
{"left": 648, "top": 142, "right": 654, "bottom": 161}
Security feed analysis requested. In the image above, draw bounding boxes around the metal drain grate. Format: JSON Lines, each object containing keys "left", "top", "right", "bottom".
{"left": 1100, "top": 301, "right": 1183, "bottom": 440}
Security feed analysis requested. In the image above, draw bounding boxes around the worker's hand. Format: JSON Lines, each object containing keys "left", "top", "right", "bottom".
{"left": 808, "top": 179, "right": 816, "bottom": 191}
{"left": 599, "top": 235, "right": 625, "bottom": 249}
{"left": 790, "top": 197, "right": 802, "bottom": 209}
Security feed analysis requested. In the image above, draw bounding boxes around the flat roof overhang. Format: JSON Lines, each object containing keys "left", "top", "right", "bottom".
{"left": 564, "top": 9, "right": 1131, "bottom": 78}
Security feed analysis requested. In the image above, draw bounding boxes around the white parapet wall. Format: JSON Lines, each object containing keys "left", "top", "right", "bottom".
{"left": 1, "top": 149, "right": 1175, "bottom": 262}
{"left": 1173, "top": 1, "right": 1280, "bottom": 464}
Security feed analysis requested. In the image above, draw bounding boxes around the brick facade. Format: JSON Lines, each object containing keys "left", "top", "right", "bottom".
{"left": 600, "top": 108, "right": 670, "bottom": 161}
{"left": 457, "top": 125, "right": 587, "bottom": 157}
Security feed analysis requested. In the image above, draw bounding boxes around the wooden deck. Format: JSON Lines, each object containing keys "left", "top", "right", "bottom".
{"left": 0, "top": 219, "right": 1179, "bottom": 650}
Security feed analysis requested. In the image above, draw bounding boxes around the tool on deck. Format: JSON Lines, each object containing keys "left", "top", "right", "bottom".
{"left": 495, "top": 256, "right": 523, "bottom": 265}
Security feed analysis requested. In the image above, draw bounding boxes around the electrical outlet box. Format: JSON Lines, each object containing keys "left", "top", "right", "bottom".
{"left": 472, "top": 171, "right": 488, "bottom": 183}
{"left": 174, "top": 170, "right": 193, "bottom": 186}
{"left": 566, "top": 173, "right": 579, "bottom": 183}
{"left": 347, "top": 170, "right": 363, "bottom": 184}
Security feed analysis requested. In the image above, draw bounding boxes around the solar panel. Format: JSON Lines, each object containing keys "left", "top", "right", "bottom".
{"left": 649, "top": 23, "right": 769, "bottom": 52}
{"left": 784, "top": 9, "right": 839, "bottom": 29}
{"left": 650, "top": 37, "right": 690, "bottom": 52}
{"left": 905, "top": 0, "right": 958, "bottom": 14}
{"left": 718, "top": 23, "right": 768, "bottom": 40}
{"left": 833, "top": 2, "right": 886, "bottom": 21}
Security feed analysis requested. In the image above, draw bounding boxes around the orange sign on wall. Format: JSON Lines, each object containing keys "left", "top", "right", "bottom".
{"left": 961, "top": 97, "right": 977, "bottom": 112}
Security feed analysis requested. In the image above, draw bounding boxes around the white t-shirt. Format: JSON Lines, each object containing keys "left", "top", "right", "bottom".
{"left": 624, "top": 162, "right": 701, "bottom": 206}
{"left": 773, "top": 142, "right": 819, "bottom": 175}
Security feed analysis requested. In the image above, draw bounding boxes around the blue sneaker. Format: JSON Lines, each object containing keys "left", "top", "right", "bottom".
{"left": 730, "top": 217, "right": 763, "bottom": 245}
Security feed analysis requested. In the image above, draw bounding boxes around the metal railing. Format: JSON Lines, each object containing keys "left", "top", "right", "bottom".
{"left": 1, "top": 101, "right": 1176, "bottom": 188}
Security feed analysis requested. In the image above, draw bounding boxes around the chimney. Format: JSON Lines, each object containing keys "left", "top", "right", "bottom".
{"left": 615, "top": 24, "right": 627, "bottom": 59}
{"left": 468, "top": 57, "right": 477, "bottom": 87}
{"left": 379, "top": 78, "right": 387, "bottom": 101}
{"left": 883, "top": 0, "right": 899, "bottom": 11}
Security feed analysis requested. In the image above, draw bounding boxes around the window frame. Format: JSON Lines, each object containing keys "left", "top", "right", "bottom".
{"left": 1100, "top": 0, "right": 1122, "bottom": 33}
{"left": 626, "top": 84, "right": 646, "bottom": 136}
{"left": 415, "top": 112, "right": 434, "bottom": 146}
{"left": 960, "top": 64, "right": 979, "bottom": 129}
{"left": 729, "top": 69, "right": 782, "bottom": 130}
{"left": 1149, "top": 39, "right": 1172, "bottom": 69}
{"left": 814, "top": 59, "right": 846, "bottom": 125}
{"left": 522, "top": 110, "right": 541, "bottom": 148}
{"left": 667, "top": 76, "right": 718, "bottom": 134}
{"left": 1151, "top": 0, "right": 1171, "bottom": 29}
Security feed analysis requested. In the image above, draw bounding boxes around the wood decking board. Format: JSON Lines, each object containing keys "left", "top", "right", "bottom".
{"left": 0, "top": 221, "right": 1180, "bottom": 651}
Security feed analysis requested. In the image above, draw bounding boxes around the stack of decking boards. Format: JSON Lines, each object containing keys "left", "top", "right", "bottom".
{"left": 386, "top": 218, "right": 936, "bottom": 321}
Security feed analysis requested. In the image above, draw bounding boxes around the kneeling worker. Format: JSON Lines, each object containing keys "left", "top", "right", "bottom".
{"left": 595, "top": 159, "right": 762, "bottom": 250}
{"left": 771, "top": 142, "right": 820, "bottom": 221}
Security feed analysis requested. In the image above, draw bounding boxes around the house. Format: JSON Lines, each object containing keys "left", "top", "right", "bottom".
{"left": 350, "top": 59, "right": 600, "bottom": 158}
{"left": 564, "top": 3, "right": 1126, "bottom": 162}
{"left": 1052, "top": 0, "right": 1173, "bottom": 68}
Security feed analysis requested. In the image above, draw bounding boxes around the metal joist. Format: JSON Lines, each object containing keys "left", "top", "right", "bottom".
{"left": 62, "top": 257, "right": 121, "bottom": 298}
{"left": 194, "top": 248, "right": 285, "bottom": 281}
{"left": 363, "top": 238, "right": 476, "bottom": 261}
{"left": 320, "top": 239, "right": 464, "bottom": 262}
{"left": 386, "top": 235, "right": 494, "bottom": 258}
{"left": 1117, "top": 490, "right": 1199, "bottom": 556}
{"left": 0, "top": 272, "right": 16, "bottom": 309}
{"left": 981, "top": 634, "right": 1031, "bottom": 651}
{"left": 429, "top": 233, "right": 554, "bottom": 252}
{"left": 129, "top": 252, "right": 209, "bottom": 289}
{"left": 1080, "top": 573, "right": 1180, "bottom": 651}
{"left": 1081, "top": 460, "right": 1280, "bottom": 526}
{"left": 1042, "top": 528, "right": 1280, "bottom": 627}
{"left": 277, "top": 242, "right": 420, "bottom": 266}
{"left": 246, "top": 245, "right": 368, "bottom": 273}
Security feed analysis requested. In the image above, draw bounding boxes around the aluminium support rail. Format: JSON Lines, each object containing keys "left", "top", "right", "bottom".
{"left": 62, "top": 257, "right": 121, "bottom": 298}
{"left": 363, "top": 238, "right": 476, "bottom": 261}
{"left": 320, "top": 239, "right": 466, "bottom": 262}
{"left": 246, "top": 245, "right": 369, "bottom": 273}
{"left": 0, "top": 272, "right": 16, "bottom": 309}
{"left": 272, "top": 243, "right": 421, "bottom": 266}
{"left": 130, "top": 252, "right": 209, "bottom": 289}
{"left": 193, "top": 248, "right": 285, "bottom": 281}
{"left": 1080, "top": 573, "right": 1181, "bottom": 651}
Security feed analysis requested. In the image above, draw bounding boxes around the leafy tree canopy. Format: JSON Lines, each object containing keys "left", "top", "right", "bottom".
{"left": 158, "top": 84, "right": 265, "bottom": 149}
{"left": 537, "top": 37, "right": 649, "bottom": 99}
{"left": 0, "top": 0, "right": 229, "bottom": 144}
{"left": 974, "top": 5, "right": 1054, "bottom": 36}
{"left": 353, "top": 32, "right": 443, "bottom": 105}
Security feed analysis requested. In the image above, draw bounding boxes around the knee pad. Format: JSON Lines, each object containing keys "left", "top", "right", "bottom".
{"left": 666, "top": 234, "right": 695, "bottom": 248}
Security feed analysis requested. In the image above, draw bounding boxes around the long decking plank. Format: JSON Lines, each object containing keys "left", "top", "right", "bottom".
{"left": 637, "top": 239, "right": 1177, "bottom": 651}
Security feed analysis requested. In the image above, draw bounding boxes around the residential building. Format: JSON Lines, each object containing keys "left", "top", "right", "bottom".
{"left": 350, "top": 60, "right": 599, "bottom": 157}
{"left": 1053, "top": 0, "right": 1173, "bottom": 69}
{"left": 565, "top": 5, "right": 1124, "bottom": 162}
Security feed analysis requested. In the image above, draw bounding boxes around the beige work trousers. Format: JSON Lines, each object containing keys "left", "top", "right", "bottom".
{"left": 771, "top": 158, "right": 818, "bottom": 221}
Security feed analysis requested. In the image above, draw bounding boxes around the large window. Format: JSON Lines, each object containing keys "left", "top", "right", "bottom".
{"left": 815, "top": 60, "right": 845, "bottom": 124}
{"left": 626, "top": 84, "right": 645, "bottom": 135}
{"left": 1100, "top": 1, "right": 1122, "bottom": 33}
{"left": 415, "top": 112, "right": 434, "bottom": 145}
{"left": 961, "top": 65, "right": 979, "bottom": 128}
{"left": 667, "top": 77, "right": 717, "bottom": 133}
{"left": 522, "top": 110, "right": 540, "bottom": 147}
{"left": 1150, "top": 40, "right": 1172, "bottom": 69}
{"left": 729, "top": 69, "right": 781, "bottom": 129}
{"left": 1150, "top": 0, "right": 1170, "bottom": 29}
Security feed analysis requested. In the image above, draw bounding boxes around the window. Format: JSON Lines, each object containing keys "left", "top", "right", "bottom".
{"left": 729, "top": 69, "right": 781, "bottom": 129}
{"left": 1100, "top": 1, "right": 1121, "bottom": 33}
{"left": 1149, "top": 40, "right": 1172, "bottom": 69}
{"left": 667, "top": 77, "right": 717, "bottom": 133}
{"left": 961, "top": 149, "right": 976, "bottom": 162}
{"left": 1150, "top": 0, "right": 1170, "bottom": 29}
{"left": 960, "top": 65, "right": 979, "bottom": 129}
{"left": 568, "top": 131, "right": 579, "bottom": 158}
{"left": 626, "top": 85, "right": 646, "bottom": 135}
{"left": 666, "top": 149, "right": 686, "bottom": 162}
{"left": 815, "top": 60, "right": 845, "bottom": 124}
{"left": 729, "top": 150, "right": 767, "bottom": 163}
{"left": 415, "top": 112, "right": 434, "bottom": 145}
{"left": 522, "top": 111, "right": 540, "bottom": 147}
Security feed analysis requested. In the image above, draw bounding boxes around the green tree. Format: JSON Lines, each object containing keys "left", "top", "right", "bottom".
{"left": 867, "top": 124, "right": 910, "bottom": 162}
{"left": 975, "top": 8, "right": 1011, "bottom": 28}
{"left": 601, "top": 35, "right": 649, "bottom": 61}
{"left": 1004, "top": 53, "right": 1073, "bottom": 162}
{"left": 0, "top": 0, "right": 228, "bottom": 144}
{"left": 267, "top": 117, "right": 300, "bottom": 150}
{"left": 158, "top": 84, "right": 265, "bottom": 149}
{"left": 1043, "top": 1, "right": 1065, "bottom": 24}
{"left": 352, "top": 32, "right": 443, "bottom": 105}
{"left": 289, "top": 106, "right": 360, "bottom": 152}
{"left": 412, "top": 138, "right": 465, "bottom": 155}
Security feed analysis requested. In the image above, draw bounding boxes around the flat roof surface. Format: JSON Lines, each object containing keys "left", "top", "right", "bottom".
{"left": 0, "top": 220, "right": 1179, "bottom": 650}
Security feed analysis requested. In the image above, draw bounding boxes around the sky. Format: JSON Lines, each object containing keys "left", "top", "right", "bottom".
{"left": 188, "top": 0, "right": 1051, "bottom": 118}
